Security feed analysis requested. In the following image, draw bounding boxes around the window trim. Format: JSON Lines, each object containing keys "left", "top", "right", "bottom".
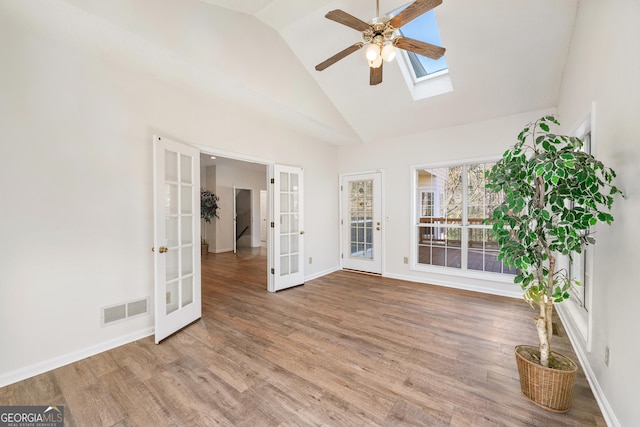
{"left": 410, "top": 156, "right": 516, "bottom": 283}
{"left": 559, "top": 102, "right": 596, "bottom": 352}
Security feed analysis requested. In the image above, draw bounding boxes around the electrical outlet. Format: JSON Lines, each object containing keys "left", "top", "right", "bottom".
{"left": 309, "top": 257, "right": 313, "bottom": 264}
{"left": 166, "top": 291, "right": 171, "bottom": 305}
{"left": 403, "top": 256, "right": 409, "bottom": 264}
{"left": 604, "top": 346, "right": 610, "bottom": 366}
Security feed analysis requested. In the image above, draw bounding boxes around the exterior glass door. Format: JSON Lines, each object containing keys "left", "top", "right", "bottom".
{"left": 342, "top": 172, "right": 382, "bottom": 274}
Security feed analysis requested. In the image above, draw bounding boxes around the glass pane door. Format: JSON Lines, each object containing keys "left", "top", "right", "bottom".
{"left": 164, "top": 151, "right": 196, "bottom": 315}
{"left": 341, "top": 172, "right": 382, "bottom": 274}
{"left": 153, "top": 135, "right": 201, "bottom": 343}
{"left": 348, "top": 179, "right": 374, "bottom": 260}
{"left": 270, "top": 164, "right": 304, "bottom": 292}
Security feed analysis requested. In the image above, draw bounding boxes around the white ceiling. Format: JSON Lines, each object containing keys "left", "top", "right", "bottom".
{"left": 201, "top": 0, "right": 578, "bottom": 144}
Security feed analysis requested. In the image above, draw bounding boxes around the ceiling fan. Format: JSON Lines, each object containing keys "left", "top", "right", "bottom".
{"left": 315, "top": 0, "right": 446, "bottom": 86}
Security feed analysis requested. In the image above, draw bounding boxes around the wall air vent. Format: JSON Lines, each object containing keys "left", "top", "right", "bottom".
{"left": 101, "top": 297, "right": 149, "bottom": 327}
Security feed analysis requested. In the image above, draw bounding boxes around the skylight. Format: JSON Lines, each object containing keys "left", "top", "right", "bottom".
{"left": 390, "top": 4, "right": 452, "bottom": 100}
{"left": 397, "top": 10, "right": 448, "bottom": 78}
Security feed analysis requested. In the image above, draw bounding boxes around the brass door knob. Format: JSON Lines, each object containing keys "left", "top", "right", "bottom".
{"left": 159, "top": 246, "right": 168, "bottom": 253}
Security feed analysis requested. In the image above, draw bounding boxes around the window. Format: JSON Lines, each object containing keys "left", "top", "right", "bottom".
{"left": 420, "top": 191, "right": 435, "bottom": 217}
{"left": 395, "top": 10, "right": 448, "bottom": 80}
{"left": 562, "top": 107, "right": 594, "bottom": 349}
{"left": 414, "top": 161, "right": 518, "bottom": 276}
{"left": 389, "top": 6, "right": 453, "bottom": 100}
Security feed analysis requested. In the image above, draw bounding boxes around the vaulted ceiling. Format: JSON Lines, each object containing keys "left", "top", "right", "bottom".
{"left": 201, "top": 0, "right": 578, "bottom": 145}
{"left": 58, "top": 0, "right": 578, "bottom": 145}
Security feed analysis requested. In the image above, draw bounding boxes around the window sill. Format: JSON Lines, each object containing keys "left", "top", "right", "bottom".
{"left": 410, "top": 262, "right": 518, "bottom": 284}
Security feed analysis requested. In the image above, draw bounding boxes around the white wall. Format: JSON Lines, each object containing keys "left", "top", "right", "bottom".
{"left": 0, "top": 0, "right": 339, "bottom": 383}
{"left": 337, "top": 109, "right": 555, "bottom": 297}
{"left": 555, "top": 0, "right": 640, "bottom": 425}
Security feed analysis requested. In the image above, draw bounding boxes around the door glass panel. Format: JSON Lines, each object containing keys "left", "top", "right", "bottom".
{"left": 280, "top": 235, "right": 289, "bottom": 255}
{"left": 166, "top": 217, "right": 178, "bottom": 247}
{"left": 280, "top": 173, "right": 289, "bottom": 192}
{"left": 291, "top": 214, "right": 299, "bottom": 233}
{"left": 280, "top": 193, "right": 289, "bottom": 213}
{"left": 280, "top": 255, "right": 289, "bottom": 275}
{"left": 181, "top": 276, "right": 193, "bottom": 307}
{"left": 165, "top": 150, "right": 178, "bottom": 182}
{"left": 290, "top": 194, "right": 298, "bottom": 212}
{"left": 281, "top": 214, "right": 289, "bottom": 233}
{"left": 181, "top": 247, "right": 193, "bottom": 275}
{"left": 290, "top": 254, "right": 299, "bottom": 274}
{"left": 348, "top": 179, "right": 374, "bottom": 261}
{"left": 181, "top": 185, "right": 192, "bottom": 214}
{"left": 166, "top": 280, "right": 179, "bottom": 314}
{"left": 180, "top": 217, "right": 192, "bottom": 245}
{"left": 166, "top": 249, "right": 179, "bottom": 281}
{"left": 180, "top": 154, "right": 192, "bottom": 184}
{"left": 166, "top": 184, "right": 178, "bottom": 215}
{"left": 290, "top": 235, "right": 299, "bottom": 253}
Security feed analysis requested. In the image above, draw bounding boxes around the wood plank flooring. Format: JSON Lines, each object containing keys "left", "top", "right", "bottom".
{"left": 0, "top": 247, "right": 605, "bottom": 426}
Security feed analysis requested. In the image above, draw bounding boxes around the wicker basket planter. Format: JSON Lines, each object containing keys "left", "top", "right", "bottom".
{"left": 515, "top": 345, "right": 578, "bottom": 412}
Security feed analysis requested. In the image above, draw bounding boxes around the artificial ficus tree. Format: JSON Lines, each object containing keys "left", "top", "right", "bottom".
{"left": 485, "top": 116, "right": 623, "bottom": 368}
{"left": 201, "top": 188, "right": 220, "bottom": 243}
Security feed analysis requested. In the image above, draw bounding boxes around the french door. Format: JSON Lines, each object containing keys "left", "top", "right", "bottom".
{"left": 153, "top": 136, "right": 201, "bottom": 343}
{"left": 341, "top": 172, "right": 382, "bottom": 274}
{"left": 269, "top": 164, "right": 304, "bottom": 292}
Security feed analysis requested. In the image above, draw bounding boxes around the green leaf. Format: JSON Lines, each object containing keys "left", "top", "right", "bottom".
{"left": 540, "top": 123, "right": 550, "bottom": 132}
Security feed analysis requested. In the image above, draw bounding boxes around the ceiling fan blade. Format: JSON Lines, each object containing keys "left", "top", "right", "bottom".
{"left": 315, "top": 43, "right": 364, "bottom": 71}
{"left": 325, "top": 9, "right": 371, "bottom": 32}
{"left": 393, "top": 36, "right": 445, "bottom": 59}
{"left": 388, "top": 0, "right": 442, "bottom": 29}
{"left": 370, "top": 63, "right": 383, "bottom": 86}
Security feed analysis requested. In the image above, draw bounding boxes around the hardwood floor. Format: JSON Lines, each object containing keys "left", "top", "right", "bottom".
{"left": 0, "top": 248, "right": 605, "bottom": 426}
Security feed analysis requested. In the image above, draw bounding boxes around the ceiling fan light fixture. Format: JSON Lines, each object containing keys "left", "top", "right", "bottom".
{"left": 381, "top": 43, "right": 396, "bottom": 62}
{"left": 365, "top": 43, "right": 381, "bottom": 61}
{"left": 369, "top": 55, "right": 383, "bottom": 68}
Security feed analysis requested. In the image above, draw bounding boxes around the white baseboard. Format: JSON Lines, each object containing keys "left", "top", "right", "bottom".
{"left": 305, "top": 266, "right": 340, "bottom": 282}
{"left": 0, "top": 327, "right": 154, "bottom": 388}
{"left": 383, "top": 272, "right": 523, "bottom": 299}
{"left": 557, "top": 306, "right": 619, "bottom": 426}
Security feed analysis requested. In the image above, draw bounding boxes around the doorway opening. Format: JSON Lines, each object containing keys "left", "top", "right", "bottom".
{"left": 200, "top": 153, "right": 268, "bottom": 287}
{"left": 234, "top": 188, "right": 252, "bottom": 252}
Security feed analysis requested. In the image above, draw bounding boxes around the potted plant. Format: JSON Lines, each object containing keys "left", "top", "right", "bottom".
{"left": 201, "top": 188, "right": 220, "bottom": 255}
{"left": 485, "top": 115, "right": 623, "bottom": 412}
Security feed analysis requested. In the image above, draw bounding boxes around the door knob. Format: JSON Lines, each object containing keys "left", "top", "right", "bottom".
{"left": 152, "top": 246, "right": 169, "bottom": 253}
